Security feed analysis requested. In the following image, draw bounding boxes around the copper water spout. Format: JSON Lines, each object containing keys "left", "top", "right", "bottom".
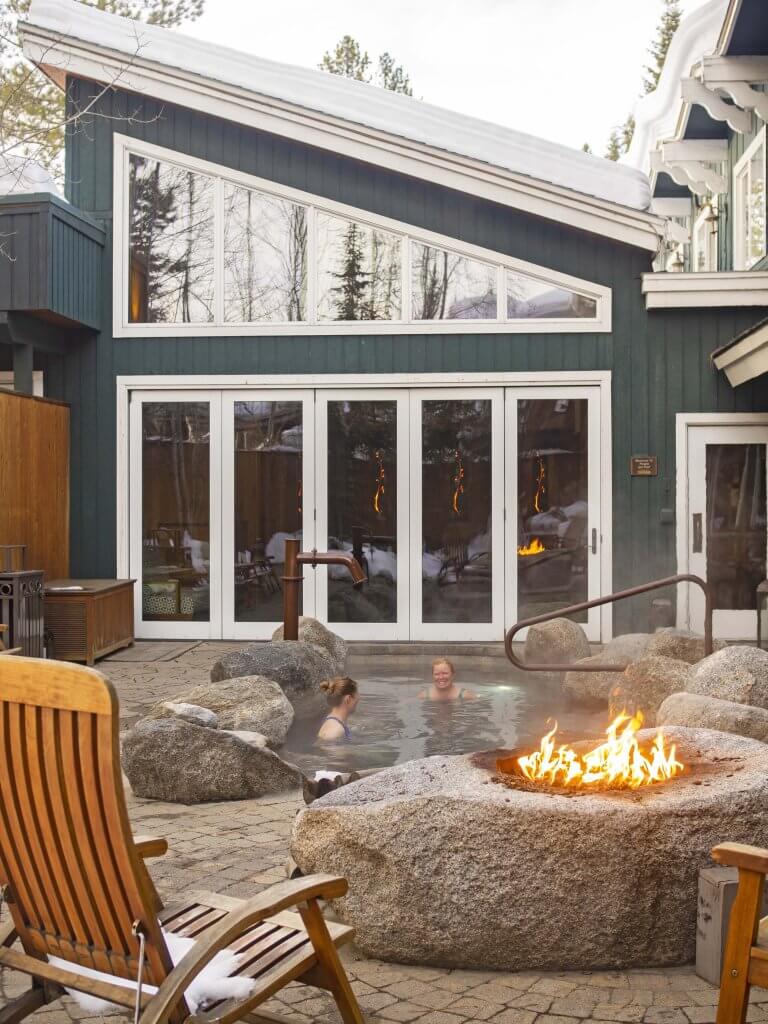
{"left": 281, "top": 538, "right": 365, "bottom": 640}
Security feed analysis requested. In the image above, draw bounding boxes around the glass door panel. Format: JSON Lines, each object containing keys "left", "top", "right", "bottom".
{"left": 315, "top": 391, "right": 409, "bottom": 640}
{"left": 410, "top": 389, "right": 504, "bottom": 641}
{"left": 688, "top": 425, "right": 768, "bottom": 639}
{"left": 129, "top": 391, "right": 221, "bottom": 639}
{"left": 506, "top": 388, "right": 602, "bottom": 641}
{"left": 222, "top": 392, "right": 314, "bottom": 639}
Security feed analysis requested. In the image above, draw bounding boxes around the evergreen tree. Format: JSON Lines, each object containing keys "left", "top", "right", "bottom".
{"left": 643, "top": 0, "right": 682, "bottom": 94}
{"left": 621, "top": 113, "right": 636, "bottom": 152}
{"left": 320, "top": 36, "right": 414, "bottom": 95}
{"left": 605, "top": 130, "right": 622, "bottom": 161}
{"left": 0, "top": 0, "right": 204, "bottom": 177}
{"left": 331, "top": 222, "right": 370, "bottom": 320}
{"left": 581, "top": 142, "right": 593, "bottom": 154}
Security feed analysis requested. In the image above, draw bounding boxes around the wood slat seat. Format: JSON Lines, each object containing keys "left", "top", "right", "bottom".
{"left": 0, "top": 657, "right": 364, "bottom": 1024}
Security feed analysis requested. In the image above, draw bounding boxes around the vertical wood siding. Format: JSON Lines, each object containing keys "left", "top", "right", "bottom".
{"left": 57, "top": 79, "right": 768, "bottom": 632}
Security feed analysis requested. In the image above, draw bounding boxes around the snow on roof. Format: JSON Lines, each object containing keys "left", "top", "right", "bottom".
{"left": 24, "top": 0, "right": 651, "bottom": 213}
{"left": 0, "top": 154, "right": 63, "bottom": 198}
{"left": 624, "top": 0, "right": 729, "bottom": 175}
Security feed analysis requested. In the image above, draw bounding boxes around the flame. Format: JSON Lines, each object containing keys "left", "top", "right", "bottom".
{"left": 452, "top": 450, "right": 465, "bottom": 515}
{"left": 516, "top": 712, "right": 684, "bottom": 790}
{"left": 373, "top": 450, "right": 386, "bottom": 514}
{"left": 533, "top": 457, "right": 546, "bottom": 513}
{"left": 518, "top": 537, "right": 545, "bottom": 556}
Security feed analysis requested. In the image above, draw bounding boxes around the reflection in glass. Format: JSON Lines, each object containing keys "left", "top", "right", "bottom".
{"left": 517, "top": 399, "right": 588, "bottom": 622}
{"left": 234, "top": 402, "right": 303, "bottom": 622}
{"left": 223, "top": 185, "right": 307, "bottom": 322}
{"left": 142, "top": 403, "right": 211, "bottom": 621}
{"left": 411, "top": 242, "right": 497, "bottom": 320}
{"left": 507, "top": 271, "right": 597, "bottom": 319}
{"left": 421, "top": 400, "right": 493, "bottom": 622}
{"left": 706, "top": 444, "right": 766, "bottom": 610}
{"left": 129, "top": 155, "right": 215, "bottom": 323}
{"left": 326, "top": 401, "right": 398, "bottom": 623}
{"left": 317, "top": 214, "right": 401, "bottom": 321}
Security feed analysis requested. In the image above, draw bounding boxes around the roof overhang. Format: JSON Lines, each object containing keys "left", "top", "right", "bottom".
{"left": 19, "top": 14, "right": 664, "bottom": 252}
{"left": 641, "top": 271, "right": 768, "bottom": 309}
{"left": 713, "top": 317, "right": 768, "bottom": 385}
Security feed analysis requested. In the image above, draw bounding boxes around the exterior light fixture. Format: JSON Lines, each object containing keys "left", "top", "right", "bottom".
{"left": 703, "top": 197, "right": 719, "bottom": 226}
{"left": 669, "top": 247, "right": 686, "bottom": 273}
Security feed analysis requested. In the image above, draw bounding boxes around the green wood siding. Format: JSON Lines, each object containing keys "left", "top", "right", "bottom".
{"left": 0, "top": 193, "right": 104, "bottom": 328}
{"left": 58, "top": 78, "right": 768, "bottom": 632}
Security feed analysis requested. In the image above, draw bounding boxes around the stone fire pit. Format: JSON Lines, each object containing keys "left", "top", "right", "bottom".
{"left": 291, "top": 728, "right": 768, "bottom": 971}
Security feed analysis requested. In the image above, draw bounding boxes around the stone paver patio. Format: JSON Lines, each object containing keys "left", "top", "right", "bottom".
{"left": 2, "top": 641, "right": 766, "bottom": 1024}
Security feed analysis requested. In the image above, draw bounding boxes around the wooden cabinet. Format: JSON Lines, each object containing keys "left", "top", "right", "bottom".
{"left": 44, "top": 580, "right": 134, "bottom": 665}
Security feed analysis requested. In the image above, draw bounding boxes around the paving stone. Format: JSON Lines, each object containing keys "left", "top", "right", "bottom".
{"left": 487, "top": 1010, "right": 538, "bottom": 1024}
{"left": 378, "top": 1003, "right": 433, "bottom": 1022}
{"left": 592, "top": 1006, "right": 647, "bottom": 1022}
{"left": 442, "top": 996, "right": 500, "bottom": 1020}
{"left": 643, "top": 1011, "right": 689, "bottom": 1024}
{"left": 549, "top": 999, "right": 601, "bottom": 1018}
{"left": 411, "top": 1012, "right": 467, "bottom": 1024}
{"left": 410, "top": 989, "right": 466, "bottom": 1010}
{"left": 473, "top": 981, "right": 526, "bottom": 1004}
{"left": 531, "top": 1015, "right": 585, "bottom": 1024}
{"left": 508, "top": 993, "right": 554, "bottom": 1012}
{"left": 387, "top": 980, "right": 437, "bottom": 999}
{"left": 360, "top": 992, "right": 400, "bottom": 1011}
{"left": 531, "top": 981, "right": 579, "bottom": 997}
{"left": 681, "top": 1008, "right": 717, "bottom": 1023}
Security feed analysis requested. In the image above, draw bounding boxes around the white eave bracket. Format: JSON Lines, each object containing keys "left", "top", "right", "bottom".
{"left": 681, "top": 77, "right": 753, "bottom": 134}
{"left": 650, "top": 141, "right": 727, "bottom": 197}
{"left": 641, "top": 271, "right": 768, "bottom": 310}
{"left": 700, "top": 56, "right": 768, "bottom": 126}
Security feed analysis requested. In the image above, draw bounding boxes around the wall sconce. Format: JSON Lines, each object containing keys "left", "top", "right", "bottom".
{"left": 668, "top": 247, "right": 686, "bottom": 273}
{"left": 702, "top": 197, "right": 719, "bottom": 228}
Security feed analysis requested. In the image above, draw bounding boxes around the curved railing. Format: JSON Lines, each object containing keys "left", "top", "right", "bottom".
{"left": 504, "top": 573, "right": 712, "bottom": 673}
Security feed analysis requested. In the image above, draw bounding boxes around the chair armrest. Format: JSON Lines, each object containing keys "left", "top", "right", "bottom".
{"left": 140, "top": 874, "right": 348, "bottom": 1024}
{"left": 713, "top": 843, "right": 768, "bottom": 874}
{"left": 133, "top": 835, "right": 169, "bottom": 859}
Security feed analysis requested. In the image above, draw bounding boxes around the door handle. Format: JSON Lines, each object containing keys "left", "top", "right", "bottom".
{"left": 692, "top": 513, "right": 703, "bottom": 553}
{"left": 591, "top": 528, "right": 597, "bottom": 555}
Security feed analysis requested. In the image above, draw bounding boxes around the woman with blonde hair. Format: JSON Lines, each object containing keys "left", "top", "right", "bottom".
{"left": 418, "top": 657, "right": 476, "bottom": 702}
{"left": 317, "top": 677, "right": 360, "bottom": 741}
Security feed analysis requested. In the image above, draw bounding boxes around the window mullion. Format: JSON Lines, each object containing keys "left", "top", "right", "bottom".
{"left": 498, "top": 266, "right": 506, "bottom": 323}
{"left": 214, "top": 177, "right": 225, "bottom": 324}
{"left": 307, "top": 205, "right": 317, "bottom": 325}
{"left": 402, "top": 235, "right": 411, "bottom": 323}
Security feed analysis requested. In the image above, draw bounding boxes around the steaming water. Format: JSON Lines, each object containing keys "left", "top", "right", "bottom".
{"left": 281, "top": 654, "right": 607, "bottom": 775}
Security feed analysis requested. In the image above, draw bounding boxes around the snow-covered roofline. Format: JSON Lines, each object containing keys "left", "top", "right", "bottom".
{"left": 20, "top": 0, "right": 664, "bottom": 251}
{"left": 625, "top": 0, "right": 729, "bottom": 175}
{"left": 0, "top": 155, "right": 62, "bottom": 198}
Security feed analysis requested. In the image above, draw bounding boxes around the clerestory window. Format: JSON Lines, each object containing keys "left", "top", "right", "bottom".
{"left": 116, "top": 136, "right": 610, "bottom": 336}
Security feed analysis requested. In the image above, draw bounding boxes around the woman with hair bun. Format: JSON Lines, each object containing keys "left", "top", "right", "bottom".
{"left": 317, "top": 677, "right": 360, "bottom": 741}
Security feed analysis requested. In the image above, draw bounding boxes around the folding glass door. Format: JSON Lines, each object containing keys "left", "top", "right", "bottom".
{"left": 505, "top": 388, "right": 602, "bottom": 641}
{"left": 129, "top": 391, "right": 222, "bottom": 639}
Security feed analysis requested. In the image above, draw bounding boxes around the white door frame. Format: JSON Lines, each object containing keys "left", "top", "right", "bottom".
{"left": 505, "top": 386, "right": 603, "bottom": 642}
{"left": 128, "top": 389, "right": 223, "bottom": 640}
{"left": 315, "top": 390, "right": 410, "bottom": 641}
{"left": 409, "top": 387, "right": 505, "bottom": 642}
{"left": 221, "top": 390, "right": 316, "bottom": 640}
{"left": 676, "top": 411, "right": 768, "bottom": 637}
{"left": 117, "top": 371, "right": 613, "bottom": 642}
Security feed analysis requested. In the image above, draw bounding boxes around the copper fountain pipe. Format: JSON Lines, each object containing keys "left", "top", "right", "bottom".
{"left": 281, "top": 538, "right": 365, "bottom": 641}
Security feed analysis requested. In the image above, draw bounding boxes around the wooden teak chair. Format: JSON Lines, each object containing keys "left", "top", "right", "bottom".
{"left": 712, "top": 842, "right": 768, "bottom": 1024}
{"left": 0, "top": 656, "right": 364, "bottom": 1024}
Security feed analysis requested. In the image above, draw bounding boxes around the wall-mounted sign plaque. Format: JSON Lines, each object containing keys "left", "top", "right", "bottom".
{"left": 630, "top": 455, "right": 658, "bottom": 477}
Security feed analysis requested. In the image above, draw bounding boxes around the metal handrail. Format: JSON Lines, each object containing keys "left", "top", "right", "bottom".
{"left": 504, "top": 573, "right": 712, "bottom": 673}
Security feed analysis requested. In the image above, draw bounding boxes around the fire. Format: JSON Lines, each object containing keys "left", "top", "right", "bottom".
{"left": 516, "top": 712, "right": 684, "bottom": 789}
{"left": 533, "top": 456, "right": 546, "bottom": 513}
{"left": 518, "top": 537, "right": 545, "bottom": 556}
{"left": 452, "top": 450, "right": 465, "bottom": 515}
{"left": 373, "top": 449, "right": 385, "bottom": 514}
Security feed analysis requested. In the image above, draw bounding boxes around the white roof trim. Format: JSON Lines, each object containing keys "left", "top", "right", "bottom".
{"left": 641, "top": 270, "right": 768, "bottom": 309}
{"left": 20, "top": 0, "right": 663, "bottom": 252}
{"left": 713, "top": 319, "right": 768, "bottom": 386}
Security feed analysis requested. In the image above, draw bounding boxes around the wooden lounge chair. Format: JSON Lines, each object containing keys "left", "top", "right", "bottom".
{"left": 711, "top": 842, "right": 768, "bottom": 1024}
{"left": 0, "top": 656, "right": 364, "bottom": 1024}
{"left": 0, "top": 623, "right": 21, "bottom": 656}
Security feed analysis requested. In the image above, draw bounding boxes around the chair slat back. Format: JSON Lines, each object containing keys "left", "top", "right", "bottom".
{"left": 0, "top": 657, "right": 185, "bottom": 1020}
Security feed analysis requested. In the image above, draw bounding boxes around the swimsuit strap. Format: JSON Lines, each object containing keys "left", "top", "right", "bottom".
{"left": 323, "top": 715, "right": 352, "bottom": 739}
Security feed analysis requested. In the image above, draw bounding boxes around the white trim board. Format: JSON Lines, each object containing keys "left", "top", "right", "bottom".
{"left": 713, "top": 320, "right": 768, "bottom": 386}
{"left": 21, "top": 17, "right": 663, "bottom": 252}
{"left": 641, "top": 271, "right": 768, "bottom": 308}
{"left": 113, "top": 134, "right": 613, "bottom": 339}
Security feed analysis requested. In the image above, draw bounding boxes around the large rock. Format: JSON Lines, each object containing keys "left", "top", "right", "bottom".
{"left": 603, "top": 633, "right": 653, "bottom": 663}
{"left": 291, "top": 730, "right": 768, "bottom": 971}
{"left": 154, "top": 676, "right": 294, "bottom": 748}
{"left": 523, "top": 617, "right": 590, "bottom": 668}
{"left": 210, "top": 641, "right": 336, "bottom": 719}
{"left": 156, "top": 702, "right": 219, "bottom": 729}
{"left": 687, "top": 646, "right": 768, "bottom": 709}
{"left": 563, "top": 653, "right": 627, "bottom": 708}
{"left": 608, "top": 655, "right": 692, "bottom": 726}
{"left": 658, "top": 692, "right": 768, "bottom": 743}
{"left": 122, "top": 718, "right": 302, "bottom": 803}
{"left": 272, "top": 616, "right": 347, "bottom": 674}
{"left": 647, "top": 629, "right": 725, "bottom": 665}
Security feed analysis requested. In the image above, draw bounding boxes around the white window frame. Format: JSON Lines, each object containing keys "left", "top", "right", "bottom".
{"left": 733, "top": 127, "right": 767, "bottom": 271}
{"left": 691, "top": 206, "right": 718, "bottom": 273}
{"left": 113, "top": 134, "right": 611, "bottom": 338}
